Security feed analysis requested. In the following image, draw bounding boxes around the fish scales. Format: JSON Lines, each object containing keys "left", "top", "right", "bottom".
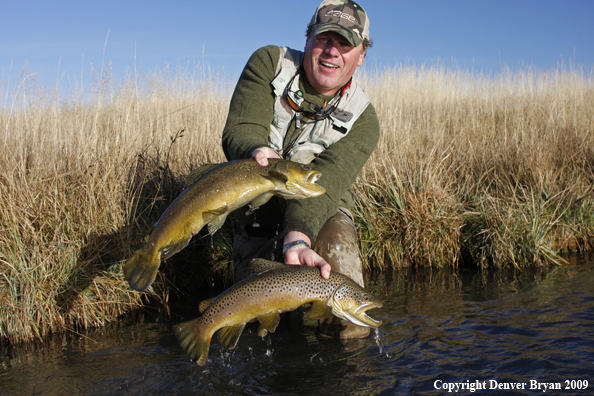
{"left": 176, "top": 260, "right": 382, "bottom": 366}
{"left": 123, "top": 159, "right": 325, "bottom": 292}
{"left": 201, "top": 267, "right": 340, "bottom": 323}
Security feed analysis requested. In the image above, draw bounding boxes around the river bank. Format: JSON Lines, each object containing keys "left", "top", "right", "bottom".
{"left": 1, "top": 254, "right": 592, "bottom": 395}
{"left": 1, "top": 62, "right": 593, "bottom": 343}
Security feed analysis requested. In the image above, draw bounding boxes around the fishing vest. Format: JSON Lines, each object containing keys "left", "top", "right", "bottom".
{"left": 269, "top": 46, "right": 371, "bottom": 164}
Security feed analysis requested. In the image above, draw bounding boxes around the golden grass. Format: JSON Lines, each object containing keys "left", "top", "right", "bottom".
{"left": 1, "top": 61, "right": 593, "bottom": 343}
{"left": 355, "top": 63, "right": 594, "bottom": 270}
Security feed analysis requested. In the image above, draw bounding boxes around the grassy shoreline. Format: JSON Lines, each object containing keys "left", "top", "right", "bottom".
{"left": 1, "top": 63, "right": 593, "bottom": 343}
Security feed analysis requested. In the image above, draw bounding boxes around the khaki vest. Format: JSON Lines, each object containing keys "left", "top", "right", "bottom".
{"left": 269, "top": 47, "right": 370, "bottom": 164}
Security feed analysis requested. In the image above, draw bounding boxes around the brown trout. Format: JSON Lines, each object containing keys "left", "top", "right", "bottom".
{"left": 124, "top": 159, "right": 325, "bottom": 292}
{"left": 175, "top": 259, "right": 383, "bottom": 366}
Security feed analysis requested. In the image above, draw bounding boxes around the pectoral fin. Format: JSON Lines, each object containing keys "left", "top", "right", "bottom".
{"left": 264, "top": 168, "right": 288, "bottom": 185}
{"left": 217, "top": 323, "right": 246, "bottom": 350}
{"left": 204, "top": 205, "right": 229, "bottom": 235}
{"left": 307, "top": 301, "right": 332, "bottom": 320}
{"left": 257, "top": 312, "right": 281, "bottom": 337}
{"left": 161, "top": 236, "right": 192, "bottom": 260}
{"left": 246, "top": 192, "right": 275, "bottom": 215}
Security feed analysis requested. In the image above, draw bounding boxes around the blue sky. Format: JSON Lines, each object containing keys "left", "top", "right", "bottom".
{"left": 2, "top": 0, "right": 593, "bottom": 92}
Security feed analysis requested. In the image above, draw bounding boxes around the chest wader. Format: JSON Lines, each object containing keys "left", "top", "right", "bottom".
{"left": 231, "top": 47, "right": 372, "bottom": 339}
{"left": 314, "top": 207, "right": 371, "bottom": 339}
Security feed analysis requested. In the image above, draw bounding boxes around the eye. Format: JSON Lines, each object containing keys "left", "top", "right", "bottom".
{"left": 315, "top": 36, "right": 329, "bottom": 45}
{"left": 303, "top": 166, "right": 310, "bottom": 170}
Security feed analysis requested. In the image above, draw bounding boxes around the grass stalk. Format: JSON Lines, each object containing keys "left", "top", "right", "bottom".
{"left": 1, "top": 60, "right": 593, "bottom": 343}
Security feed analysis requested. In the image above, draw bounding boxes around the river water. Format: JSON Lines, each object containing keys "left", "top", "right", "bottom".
{"left": 1, "top": 255, "right": 593, "bottom": 395}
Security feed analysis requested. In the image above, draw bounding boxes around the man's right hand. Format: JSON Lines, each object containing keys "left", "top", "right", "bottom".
{"left": 252, "top": 147, "right": 281, "bottom": 167}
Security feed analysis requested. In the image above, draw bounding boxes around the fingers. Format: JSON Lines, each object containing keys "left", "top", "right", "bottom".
{"left": 252, "top": 150, "right": 269, "bottom": 166}
{"left": 252, "top": 147, "right": 281, "bottom": 166}
{"left": 315, "top": 257, "right": 332, "bottom": 280}
{"left": 284, "top": 245, "right": 332, "bottom": 280}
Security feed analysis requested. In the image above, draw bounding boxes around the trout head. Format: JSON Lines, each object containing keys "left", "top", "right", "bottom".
{"left": 331, "top": 282, "right": 383, "bottom": 328}
{"left": 266, "top": 159, "right": 326, "bottom": 199}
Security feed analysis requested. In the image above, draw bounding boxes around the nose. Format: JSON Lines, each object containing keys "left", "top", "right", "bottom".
{"left": 323, "top": 39, "right": 341, "bottom": 56}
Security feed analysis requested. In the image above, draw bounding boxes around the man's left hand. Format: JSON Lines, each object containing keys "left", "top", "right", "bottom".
{"left": 283, "top": 231, "right": 331, "bottom": 279}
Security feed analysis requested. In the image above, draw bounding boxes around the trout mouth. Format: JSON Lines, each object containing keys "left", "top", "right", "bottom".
{"left": 334, "top": 301, "right": 383, "bottom": 328}
{"left": 276, "top": 169, "right": 326, "bottom": 199}
{"left": 307, "top": 170, "right": 322, "bottom": 184}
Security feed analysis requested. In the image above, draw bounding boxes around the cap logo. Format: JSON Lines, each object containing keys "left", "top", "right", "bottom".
{"left": 325, "top": 10, "right": 356, "bottom": 23}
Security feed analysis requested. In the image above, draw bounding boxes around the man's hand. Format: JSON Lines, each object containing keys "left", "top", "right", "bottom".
{"left": 252, "top": 147, "right": 281, "bottom": 167}
{"left": 283, "top": 231, "right": 331, "bottom": 279}
{"left": 252, "top": 149, "right": 330, "bottom": 279}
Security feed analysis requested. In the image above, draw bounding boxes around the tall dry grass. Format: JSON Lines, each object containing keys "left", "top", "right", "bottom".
{"left": 355, "top": 63, "right": 594, "bottom": 270}
{"left": 1, "top": 63, "right": 231, "bottom": 343}
{"left": 1, "top": 60, "right": 593, "bottom": 343}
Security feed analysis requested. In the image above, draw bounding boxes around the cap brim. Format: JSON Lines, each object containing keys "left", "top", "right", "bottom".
{"left": 310, "top": 24, "right": 362, "bottom": 47}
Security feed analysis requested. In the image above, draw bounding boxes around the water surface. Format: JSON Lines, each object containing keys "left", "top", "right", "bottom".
{"left": 1, "top": 255, "right": 593, "bottom": 395}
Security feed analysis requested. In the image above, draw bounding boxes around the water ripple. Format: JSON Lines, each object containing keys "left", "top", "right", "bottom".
{"left": 1, "top": 258, "right": 593, "bottom": 395}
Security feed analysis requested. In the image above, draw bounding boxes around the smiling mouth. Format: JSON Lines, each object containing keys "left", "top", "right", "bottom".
{"left": 320, "top": 61, "right": 339, "bottom": 69}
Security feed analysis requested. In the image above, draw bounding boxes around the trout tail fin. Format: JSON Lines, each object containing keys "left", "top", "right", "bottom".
{"left": 176, "top": 319, "right": 211, "bottom": 366}
{"left": 123, "top": 247, "right": 160, "bottom": 292}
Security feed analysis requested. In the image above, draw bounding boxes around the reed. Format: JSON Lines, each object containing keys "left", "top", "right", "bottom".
{"left": 1, "top": 60, "right": 592, "bottom": 343}
{"left": 355, "top": 62, "right": 594, "bottom": 270}
{"left": 0, "top": 64, "right": 230, "bottom": 343}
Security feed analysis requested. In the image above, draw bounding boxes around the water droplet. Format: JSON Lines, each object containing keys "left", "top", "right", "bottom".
{"left": 374, "top": 328, "right": 391, "bottom": 359}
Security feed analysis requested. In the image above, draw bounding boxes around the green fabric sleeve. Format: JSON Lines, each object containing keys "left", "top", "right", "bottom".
{"left": 222, "top": 45, "right": 381, "bottom": 244}
{"left": 282, "top": 104, "right": 380, "bottom": 243}
{"left": 222, "top": 45, "right": 280, "bottom": 160}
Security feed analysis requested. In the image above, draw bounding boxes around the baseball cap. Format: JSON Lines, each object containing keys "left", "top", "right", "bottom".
{"left": 307, "top": 0, "right": 370, "bottom": 47}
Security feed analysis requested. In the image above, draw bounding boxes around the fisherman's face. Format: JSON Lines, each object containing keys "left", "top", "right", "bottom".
{"left": 303, "top": 31, "right": 365, "bottom": 96}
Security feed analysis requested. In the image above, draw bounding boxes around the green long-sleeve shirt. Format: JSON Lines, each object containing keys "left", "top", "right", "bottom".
{"left": 222, "top": 45, "right": 380, "bottom": 243}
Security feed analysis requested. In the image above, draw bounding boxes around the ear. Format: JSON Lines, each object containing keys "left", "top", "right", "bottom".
{"left": 357, "top": 49, "right": 365, "bottom": 67}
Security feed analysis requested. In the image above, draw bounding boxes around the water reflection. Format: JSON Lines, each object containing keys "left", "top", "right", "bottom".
{"left": 1, "top": 254, "right": 593, "bottom": 395}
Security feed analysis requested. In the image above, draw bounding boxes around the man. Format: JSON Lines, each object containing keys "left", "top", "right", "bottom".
{"left": 222, "top": 0, "right": 380, "bottom": 339}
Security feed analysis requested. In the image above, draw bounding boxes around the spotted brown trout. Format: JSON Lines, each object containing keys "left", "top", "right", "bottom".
{"left": 124, "top": 159, "right": 326, "bottom": 292}
{"left": 175, "top": 259, "right": 383, "bottom": 366}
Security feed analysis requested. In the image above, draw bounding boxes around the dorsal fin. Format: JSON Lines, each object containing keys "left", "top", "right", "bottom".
{"left": 198, "top": 298, "right": 215, "bottom": 314}
{"left": 247, "top": 258, "right": 286, "bottom": 277}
